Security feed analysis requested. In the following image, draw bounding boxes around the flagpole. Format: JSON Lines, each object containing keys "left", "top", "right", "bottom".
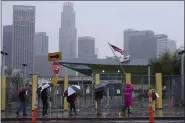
{"left": 107, "top": 42, "right": 126, "bottom": 75}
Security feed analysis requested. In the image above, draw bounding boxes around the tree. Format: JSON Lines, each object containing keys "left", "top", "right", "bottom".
{"left": 150, "top": 50, "right": 181, "bottom": 75}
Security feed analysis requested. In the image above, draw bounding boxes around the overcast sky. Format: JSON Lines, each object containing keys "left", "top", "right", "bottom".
{"left": 2, "top": 1, "right": 184, "bottom": 58}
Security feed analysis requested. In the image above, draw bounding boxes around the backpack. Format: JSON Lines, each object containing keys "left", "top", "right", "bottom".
{"left": 152, "top": 91, "right": 157, "bottom": 100}
{"left": 67, "top": 96, "right": 70, "bottom": 103}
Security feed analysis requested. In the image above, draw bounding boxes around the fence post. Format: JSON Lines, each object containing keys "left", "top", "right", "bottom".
{"left": 64, "top": 75, "right": 68, "bottom": 111}
{"left": 32, "top": 75, "right": 38, "bottom": 111}
{"left": 1, "top": 75, "right": 6, "bottom": 112}
{"left": 156, "top": 110, "right": 163, "bottom": 117}
{"left": 155, "top": 73, "right": 163, "bottom": 109}
{"left": 95, "top": 74, "right": 100, "bottom": 112}
{"left": 126, "top": 73, "right": 131, "bottom": 84}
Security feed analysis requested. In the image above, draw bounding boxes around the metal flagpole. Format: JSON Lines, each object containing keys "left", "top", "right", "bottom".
{"left": 107, "top": 42, "right": 126, "bottom": 75}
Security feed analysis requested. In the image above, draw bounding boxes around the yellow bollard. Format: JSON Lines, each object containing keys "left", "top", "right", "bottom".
{"left": 155, "top": 73, "right": 163, "bottom": 109}
{"left": 156, "top": 109, "right": 163, "bottom": 117}
{"left": 125, "top": 73, "right": 131, "bottom": 84}
{"left": 32, "top": 75, "right": 38, "bottom": 111}
{"left": 1, "top": 75, "right": 6, "bottom": 112}
{"left": 1, "top": 112, "right": 6, "bottom": 119}
{"left": 64, "top": 75, "right": 68, "bottom": 111}
{"left": 95, "top": 74, "right": 100, "bottom": 110}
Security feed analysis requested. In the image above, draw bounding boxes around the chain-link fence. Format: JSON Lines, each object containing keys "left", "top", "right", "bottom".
{"left": 99, "top": 73, "right": 125, "bottom": 110}
{"left": 6, "top": 76, "right": 32, "bottom": 111}
{"left": 131, "top": 75, "right": 155, "bottom": 108}
{"left": 163, "top": 75, "right": 184, "bottom": 108}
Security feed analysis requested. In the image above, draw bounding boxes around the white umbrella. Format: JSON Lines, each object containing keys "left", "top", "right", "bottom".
{"left": 63, "top": 85, "right": 80, "bottom": 97}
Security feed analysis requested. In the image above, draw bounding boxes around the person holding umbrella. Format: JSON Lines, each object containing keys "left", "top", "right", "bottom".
{"left": 37, "top": 80, "right": 53, "bottom": 117}
{"left": 41, "top": 88, "right": 48, "bottom": 117}
{"left": 67, "top": 93, "right": 77, "bottom": 116}
{"left": 63, "top": 85, "right": 81, "bottom": 116}
{"left": 94, "top": 81, "right": 112, "bottom": 116}
{"left": 16, "top": 83, "right": 31, "bottom": 116}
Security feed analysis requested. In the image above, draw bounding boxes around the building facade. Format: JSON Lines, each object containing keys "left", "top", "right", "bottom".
{"left": 3, "top": 25, "right": 13, "bottom": 70}
{"left": 78, "top": 36, "right": 97, "bottom": 59}
{"left": 59, "top": 2, "right": 77, "bottom": 76}
{"left": 12, "top": 5, "right": 35, "bottom": 76}
{"left": 156, "top": 35, "right": 176, "bottom": 58}
{"left": 123, "top": 29, "right": 157, "bottom": 60}
{"left": 34, "top": 32, "right": 48, "bottom": 55}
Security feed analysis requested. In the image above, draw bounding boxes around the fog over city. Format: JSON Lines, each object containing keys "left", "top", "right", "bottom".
{"left": 2, "top": 1, "right": 184, "bottom": 58}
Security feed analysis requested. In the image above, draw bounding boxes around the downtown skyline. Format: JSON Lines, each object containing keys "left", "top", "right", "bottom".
{"left": 2, "top": 1, "right": 184, "bottom": 58}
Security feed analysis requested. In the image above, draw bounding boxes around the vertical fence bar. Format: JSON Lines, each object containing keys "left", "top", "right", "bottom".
{"left": 156, "top": 73, "right": 163, "bottom": 109}
{"left": 64, "top": 75, "right": 68, "bottom": 111}
{"left": 32, "top": 75, "right": 38, "bottom": 111}
{"left": 1, "top": 75, "right": 6, "bottom": 112}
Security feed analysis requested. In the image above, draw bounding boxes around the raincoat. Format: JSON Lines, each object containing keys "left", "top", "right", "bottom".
{"left": 123, "top": 84, "right": 134, "bottom": 107}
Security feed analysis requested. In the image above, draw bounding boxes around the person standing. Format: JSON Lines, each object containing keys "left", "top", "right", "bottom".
{"left": 41, "top": 88, "right": 48, "bottom": 116}
{"left": 122, "top": 83, "right": 134, "bottom": 114}
{"left": 148, "top": 87, "right": 157, "bottom": 112}
{"left": 16, "top": 84, "right": 31, "bottom": 116}
{"left": 95, "top": 91, "right": 103, "bottom": 116}
{"left": 68, "top": 93, "right": 77, "bottom": 116}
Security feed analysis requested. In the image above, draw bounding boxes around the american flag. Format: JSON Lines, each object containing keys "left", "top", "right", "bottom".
{"left": 109, "top": 43, "right": 126, "bottom": 55}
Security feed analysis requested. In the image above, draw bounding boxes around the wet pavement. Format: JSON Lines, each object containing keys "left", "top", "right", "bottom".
{"left": 2, "top": 108, "right": 184, "bottom": 118}
{"left": 1, "top": 108, "right": 184, "bottom": 122}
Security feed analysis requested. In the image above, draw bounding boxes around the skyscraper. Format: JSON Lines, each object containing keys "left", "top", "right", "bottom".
{"left": 123, "top": 29, "right": 157, "bottom": 60}
{"left": 59, "top": 2, "right": 77, "bottom": 76}
{"left": 156, "top": 34, "right": 176, "bottom": 58}
{"left": 78, "top": 36, "right": 97, "bottom": 59}
{"left": 3, "top": 25, "right": 12, "bottom": 69}
{"left": 12, "top": 5, "right": 35, "bottom": 76}
{"left": 34, "top": 32, "right": 48, "bottom": 55}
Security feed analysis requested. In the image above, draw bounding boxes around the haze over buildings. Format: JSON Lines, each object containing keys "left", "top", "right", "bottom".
{"left": 2, "top": 2, "right": 183, "bottom": 77}
{"left": 78, "top": 36, "right": 97, "bottom": 59}
{"left": 123, "top": 29, "right": 177, "bottom": 60}
{"left": 59, "top": 2, "right": 77, "bottom": 76}
{"left": 34, "top": 32, "right": 48, "bottom": 55}
{"left": 156, "top": 34, "right": 176, "bottom": 58}
{"left": 3, "top": 25, "right": 12, "bottom": 70}
{"left": 124, "top": 29, "right": 157, "bottom": 60}
{"left": 12, "top": 5, "right": 35, "bottom": 76}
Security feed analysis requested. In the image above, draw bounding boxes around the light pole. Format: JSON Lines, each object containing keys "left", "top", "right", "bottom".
{"left": 178, "top": 50, "right": 185, "bottom": 105}
{"left": 21, "top": 64, "right": 28, "bottom": 77}
{"left": 1, "top": 47, "right": 8, "bottom": 75}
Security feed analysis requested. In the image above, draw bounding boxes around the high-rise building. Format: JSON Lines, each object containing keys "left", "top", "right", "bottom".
{"left": 12, "top": 5, "right": 35, "bottom": 76}
{"left": 123, "top": 29, "right": 157, "bottom": 60}
{"left": 34, "top": 32, "right": 48, "bottom": 55}
{"left": 3, "top": 25, "right": 12, "bottom": 69}
{"left": 59, "top": 2, "right": 77, "bottom": 76}
{"left": 156, "top": 34, "right": 176, "bottom": 58}
{"left": 78, "top": 36, "right": 97, "bottom": 59}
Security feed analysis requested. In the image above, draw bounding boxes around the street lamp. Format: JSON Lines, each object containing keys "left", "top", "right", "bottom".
{"left": 178, "top": 49, "right": 185, "bottom": 104}
{"left": 21, "top": 64, "right": 28, "bottom": 77}
{"left": 1, "top": 48, "right": 8, "bottom": 75}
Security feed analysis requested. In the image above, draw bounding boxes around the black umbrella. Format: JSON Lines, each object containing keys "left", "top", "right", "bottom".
{"left": 95, "top": 81, "right": 112, "bottom": 92}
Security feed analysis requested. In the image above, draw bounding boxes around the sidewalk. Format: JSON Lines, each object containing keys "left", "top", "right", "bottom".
{"left": 1, "top": 108, "right": 184, "bottom": 121}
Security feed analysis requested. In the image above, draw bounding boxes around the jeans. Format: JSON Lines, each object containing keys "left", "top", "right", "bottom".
{"left": 70, "top": 103, "right": 76, "bottom": 114}
{"left": 42, "top": 99, "right": 48, "bottom": 115}
{"left": 17, "top": 101, "right": 26, "bottom": 114}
